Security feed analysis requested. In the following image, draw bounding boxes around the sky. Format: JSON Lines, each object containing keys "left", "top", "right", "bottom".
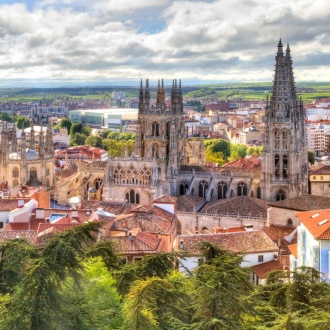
{"left": 0, "top": 0, "right": 329, "bottom": 87}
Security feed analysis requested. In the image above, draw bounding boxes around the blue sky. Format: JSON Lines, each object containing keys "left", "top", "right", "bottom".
{"left": 0, "top": 0, "right": 329, "bottom": 87}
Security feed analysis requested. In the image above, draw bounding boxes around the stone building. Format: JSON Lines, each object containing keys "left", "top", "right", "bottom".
{"left": 261, "top": 39, "right": 308, "bottom": 201}
{"left": 0, "top": 122, "right": 54, "bottom": 189}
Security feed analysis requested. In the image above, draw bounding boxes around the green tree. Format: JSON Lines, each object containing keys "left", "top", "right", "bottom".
{"left": 308, "top": 150, "right": 315, "bottom": 165}
{"left": 59, "top": 118, "right": 72, "bottom": 133}
{"left": 85, "top": 135, "right": 103, "bottom": 148}
{"left": 122, "top": 273, "right": 191, "bottom": 330}
{"left": 16, "top": 115, "right": 31, "bottom": 129}
{"left": 229, "top": 144, "right": 247, "bottom": 161}
{"left": 70, "top": 122, "right": 83, "bottom": 137}
{"left": 191, "top": 243, "right": 254, "bottom": 329}
{"left": 71, "top": 133, "right": 87, "bottom": 146}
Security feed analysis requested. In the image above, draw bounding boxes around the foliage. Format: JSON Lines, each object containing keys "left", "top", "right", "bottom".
{"left": 71, "top": 132, "right": 87, "bottom": 146}
{"left": 70, "top": 122, "right": 83, "bottom": 137}
{"left": 16, "top": 115, "right": 31, "bottom": 129}
{"left": 204, "top": 139, "right": 230, "bottom": 165}
{"left": 229, "top": 144, "right": 247, "bottom": 161}
{"left": 308, "top": 150, "right": 315, "bottom": 165}
{"left": 102, "top": 139, "right": 135, "bottom": 157}
{"left": 85, "top": 135, "right": 103, "bottom": 148}
{"left": 59, "top": 118, "right": 72, "bottom": 133}
{"left": 247, "top": 146, "right": 263, "bottom": 157}
{"left": 0, "top": 112, "right": 14, "bottom": 122}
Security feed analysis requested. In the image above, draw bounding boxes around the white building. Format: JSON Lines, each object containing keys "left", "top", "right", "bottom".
{"left": 296, "top": 209, "right": 330, "bottom": 282}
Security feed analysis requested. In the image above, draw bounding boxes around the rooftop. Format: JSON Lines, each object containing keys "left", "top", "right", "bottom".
{"left": 268, "top": 195, "right": 330, "bottom": 211}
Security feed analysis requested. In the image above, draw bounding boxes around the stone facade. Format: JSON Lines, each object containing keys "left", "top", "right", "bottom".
{"left": 261, "top": 39, "right": 308, "bottom": 201}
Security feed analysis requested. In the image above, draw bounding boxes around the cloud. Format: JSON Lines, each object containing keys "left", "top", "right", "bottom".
{"left": 0, "top": 0, "right": 329, "bottom": 85}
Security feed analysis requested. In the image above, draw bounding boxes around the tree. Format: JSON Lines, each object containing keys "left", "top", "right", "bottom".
{"left": 59, "top": 118, "right": 72, "bottom": 133}
{"left": 308, "top": 150, "right": 315, "bottom": 165}
{"left": 229, "top": 144, "right": 247, "bottom": 161}
{"left": 71, "top": 133, "right": 87, "bottom": 146}
{"left": 1, "top": 222, "right": 119, "bottom": 330}
{"left": 122, "top": 273, "right": 191, "bottom": 330}
{"left": 190, "top": 243, "right": 254, "bottom": 329}
{"left": 16, "top": 115, "right": 31, "bottom": 129}
{"left": 85, "top": 135, "right": 103, "bottom": 148}
{"left": 70, "top": 122, "right": 83, "bottom": 137}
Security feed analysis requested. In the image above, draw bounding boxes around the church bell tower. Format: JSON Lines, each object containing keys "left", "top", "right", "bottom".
{"left": 261, "top": 39, "right": 308, "bottom": 201}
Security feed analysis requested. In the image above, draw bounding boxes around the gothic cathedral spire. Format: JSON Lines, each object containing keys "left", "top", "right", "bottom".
{"left": 261, "top": 40, "right": 308, "bottom": 201}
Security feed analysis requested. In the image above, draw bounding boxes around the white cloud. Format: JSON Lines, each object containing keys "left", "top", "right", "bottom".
{"left": 0, "top": 0, "right": 329, "bottom": 85}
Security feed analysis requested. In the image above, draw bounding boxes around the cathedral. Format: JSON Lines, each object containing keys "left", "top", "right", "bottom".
{"left": 102, "top": 39, "right": 308, "bottom": 204}
{"left": 0, "top": 122, "right": 54, "bottom": 190}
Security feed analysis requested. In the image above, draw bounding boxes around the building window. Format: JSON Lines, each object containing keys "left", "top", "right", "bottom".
{"left": 13, "top": 167, "right": 19, "bottom": 178}
{"left": 282, "top": 130, "right": 288, "bottom": 149}
{"left": 198, "top": 180, "right": 208, "bottom": 198}
{"left": 30, "top": 167, "right": 37, "bottom": 179}
{"left": 287, "top": 218, "right": 293, "bottom": 226}
{"left": 258, "top": 255, "right": 264, "bottom": 262}
{"left": 95, "top": 178, "right": 103, "bottom": 190}
{"left": 274, "top": 155, "right": 280, "bottom": 179}
{"left": 217, "top": 181, "right": 227, "bottom": 199}
{"left": 237, "top": 182, "right": 247, "bottom": 196}
{"left": 274, "top": 130, "right": 280, "bottom": 149}
{"left": 283, "top": 155, "right": 288, "bottom": 178}
{"left": 126, "top": 189, "right": 140, "bottom": 204}
{"left": 152, "top": 122, "right": 160, "bottom": 136}
{"left": 133, "top": 257, "right": 143, "bottom": 262}
{"left": 276, "top": 189, "right": 286, "bottom": 201}
{"left": 179, "top": 181, "right": 189, "bottom": 195}
{"left": 257, "top": 187, "right": 261, "bottom": 199}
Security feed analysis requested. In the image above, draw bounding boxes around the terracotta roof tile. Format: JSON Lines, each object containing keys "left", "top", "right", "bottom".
{"left": 309, "top": 165, "right": 330, "bottom": 175}
{"left": 268, "top": 195, "right": 330, "bottom": 211}
{"left": 222, "top": 156, "right": 261, "bottom": 170}
{"left": 0, "top": 230, "right": 36, "bottom": 243}
{"left": 177, "top": 195, "right": 205, "bottom": 212}
{"left": 0, "top": 199, "right": 30, "bottom": 211}
{"left": 153, "top": 194, "right": 177, "bottom": 203}
{"left": 110, "top": 232, "right": 164, "bottom": 255}
{"left": 296, "top": 209, "right": 330, "bottom": 239}
{"left": 178, "top": 231, "right": 277, "bottom": 255}
{"left": 288, "top": 244, "right": 298, "bottom": 258}
{"left": 202, "top": 196, "right": 269, "bottom": 218}
{"left": 252, "top": 260, "right": 283, "bottom": 279}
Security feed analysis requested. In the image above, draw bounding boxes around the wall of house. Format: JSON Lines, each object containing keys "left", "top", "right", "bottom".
{"left": 267, "top": 207, "right": 299, "bottom": 227}
{"left": 297, "top": 224, "right": 320, "bottom": 271}
{"left": 177, "top": 212, "right": 266, "bottom": 235}
{"left": 320, "top": 240, "right": 330, "bottom": 282}
{"left": 8, "top": 199, "right": 38, "bottom": 223}
{"left": 179, "top": 251, "right": 277, "bottom": 273}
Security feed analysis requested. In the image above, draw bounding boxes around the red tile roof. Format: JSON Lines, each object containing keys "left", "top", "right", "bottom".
{"left": 153, "top": 194, "right": 177, "bottom": 203}
{"left": 288, "top": 244, "right": 298, "bottom": 258}
{"left": 268, "top": 195, "right": 330, "bottom": 211}
{"left": 178, "top": 231, "right": 277, "bottom": 255}
{"left": 177, "top": 195, "right": 205, "bottom": 212}
{"left": 252, "top": 260, "right": 283, "bottom": 279}
{"left": 222, "top": 156, "right": 261, "bottom": 170}
{"left": 296, "top": 209, "right": 330, "bottom": 239}
{"left": 0, "top": 230, "right": 36, "bottom": 244}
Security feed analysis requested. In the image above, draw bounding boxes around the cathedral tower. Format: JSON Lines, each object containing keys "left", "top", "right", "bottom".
{"left": 261, "top": 39, "right": 308, "bottom": 201}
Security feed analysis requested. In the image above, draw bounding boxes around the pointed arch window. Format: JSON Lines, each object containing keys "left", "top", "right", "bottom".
{"left": 13, "top": 167, "right": 19, "bottom": 178}
{"left": 274, "top": 130, "right": 280, "bottom": 149}
{"left": 30, "top": 167, "right": 37, "bottom": 179}
{"left": 283, "top": 155, "right": 288, "bottom": 178}
{"left": 94, "top": 178, "right": 103, "bottom": 190}
{"left": 217, "top": 181, "right": 227, "bottom": 199}
{"left": 152, "top": 122, "right": 160, "bottom": 136}
{"left": 275, "top": 155, "right": 280, "bottom": 179}
{"left": 179, "top": 181, "right": 189, "bottom": 195}
{"left": 126, "top": 189, "right": 140, "bottom": 204}
{"left": 198, "top": 180, "right": 208, "bottom": 198}
{"left": 282, "top": 130, "right": 288, "bottom": 149}
{"left": 237, "top": 182, "right": 247, "bottom": 196}
{"left": 276, "top": 189, "right": 286, "bottom": 201}
{"left": 257, "top": 187, "right": 261, "bottom": 199}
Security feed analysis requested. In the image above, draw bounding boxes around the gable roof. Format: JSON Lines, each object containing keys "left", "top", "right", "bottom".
{"left": 296, "top": 209, "right": 330, "bottom": 239}
{"left": 288, "top": 244, "right": 298, "bottom": 259}
{"left": 268, "top": 195, "right": 330, "bottom": 211}
{"left": 252, "top": 260, "right": 283, "bottom": 279}
{"left": 0, "top": 230, "right": 36, "bottom": 244}
{"left": 178, "top": 231, "right": 277, "bottom": 256}
{"left": 177, "top": 195, "right": 205, "bottom": 212}
{"left": 309, "top": 165, "right": 330, "bottom": 175}
{"left": 110, "top": 231, "right": 165, "bottom": 255}
{"left": 222, "top": 156, "right": 261, "bottom": 170}
{"left": 202, "top": 196, "right": 269, "bottom": 218}
{"left": 153, "top": 194, "right": 177, "bottom": 203}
